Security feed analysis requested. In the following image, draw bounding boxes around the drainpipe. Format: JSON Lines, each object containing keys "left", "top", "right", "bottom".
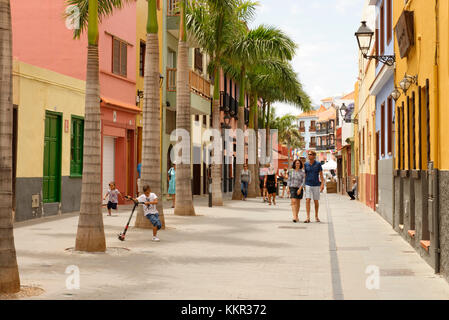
{"left": 433, "top": 0, "right": 441, "bottom": 273}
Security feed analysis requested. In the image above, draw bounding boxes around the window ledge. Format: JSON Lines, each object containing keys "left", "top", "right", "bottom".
{"left": 70, "top": 174, "right": 83, "bottom": 179}
{"left": 420, "top": 240, "right": 430, "bottom": 252}
{"left": 407, "top": 230, "right": 416, "bottom": 238}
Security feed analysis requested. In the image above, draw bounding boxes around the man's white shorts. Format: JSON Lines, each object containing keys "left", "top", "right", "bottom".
{"left": 305, "top": 185, "right": 321, "bottom": 200}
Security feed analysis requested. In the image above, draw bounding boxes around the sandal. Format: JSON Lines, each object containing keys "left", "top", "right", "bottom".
{"left": 293, "top": 219, "right": 298, "bottom": 223}
{"left": 316, "top": 218, "right": 321, "bottom": 223}
{"left": 304, "top": 219, "right": 310, "bottom": 223}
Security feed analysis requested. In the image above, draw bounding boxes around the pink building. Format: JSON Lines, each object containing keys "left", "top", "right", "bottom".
{"left": 12, "top": 0, "right": 139, "bottom": 218}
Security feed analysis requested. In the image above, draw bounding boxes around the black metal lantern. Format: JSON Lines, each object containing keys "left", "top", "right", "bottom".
{"left": 355, "top": 21, "right": 395, "bottom": 66}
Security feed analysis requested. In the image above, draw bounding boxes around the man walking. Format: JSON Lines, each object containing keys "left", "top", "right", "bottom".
{"left": 304, "top": 151, "right": 325, "bottom": 223}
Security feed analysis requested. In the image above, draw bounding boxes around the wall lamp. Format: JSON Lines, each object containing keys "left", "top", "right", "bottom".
{"left": 136, "top": 89, "right": 144, "bottom": 106}
{"left": 355, "top": 21, "right": 395, "bottom": 66}
{"left": 390, "top": 87, "right": 401, "bottom": 102}
{"left": 399, "top": 73, "right": 418, "bottom": 94}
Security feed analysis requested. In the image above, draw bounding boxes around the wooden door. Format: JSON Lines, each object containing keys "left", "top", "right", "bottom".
{"left": 43, "top": 112, "right": 62, "bottom": 203}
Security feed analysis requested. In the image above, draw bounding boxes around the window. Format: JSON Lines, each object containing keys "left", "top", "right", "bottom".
{"left": 381, "top": 102, "right": 385, "bottom": 156}
{"left": 194, "top": 48, "right": 203, "bottom": 73}
{"left": 380, "top": 1, "right": 385, "bottom": 55}
{"left": 311, "top": 120, "right": 316, "bottom": 128}
{"left": 387, "top": 0, "right": 392, "bottom": 43}
{"left": 113, "top": 38, "right": 128, "bottom": 77}
{"left": 195, "top": 115, "right": 199, "bottom": 122}
{"left": 139, "top": 41, "right": 146, "bottom": 77}
{"left": 387, "top": 97, "right": 393, "bottom": 154}
{"left": 70, "top": 117, "right": 84, "bottom": 176}
{"left": 203, "top": 115, "right": 207, "bottom": 126}
{"left": 300, "top": 121, "right": 305, "bottom": 128}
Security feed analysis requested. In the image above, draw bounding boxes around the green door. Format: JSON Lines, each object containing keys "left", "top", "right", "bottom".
{"left": 43, "top": 112, "right": 62, "bottom": 203}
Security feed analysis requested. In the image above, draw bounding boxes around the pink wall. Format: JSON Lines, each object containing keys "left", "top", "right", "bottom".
{"left": 11, "top": 0, "right": 137, "bottom": 106}
{"left": 11, "top": 0, "right": 87, "bottom": 80}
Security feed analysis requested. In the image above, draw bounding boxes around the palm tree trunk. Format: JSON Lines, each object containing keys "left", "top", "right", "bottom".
{"left": 265, "top": 101, "right": 271, "bottom": 159}
{"left": 209, "top": 67, "right": 223, "bottom": 206}
{"left": 135, "top": 0, "right": 165, "bottom": 228}
{"left": 287, "top": 143, "right": 292, "bottom": 169}
{"left": 247, "top": 93, "right": 258, "bottom": 198}
{"left": 232, "top": 70, "right": 245, "bottom": 200}
{"left": 0, "top": 0, "right": 20, "bottom": 293}
{"left": 174, "top": 4, "right": 195, "bottom": 215}
{"left": 75, "top": 0, "right": 106, "bottom": 252}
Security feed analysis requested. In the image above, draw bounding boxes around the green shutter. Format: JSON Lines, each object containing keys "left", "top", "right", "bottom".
{"left": 43, "top": 112, "right": 62, "bottom": 203}
{"left": 70, "top": 117, "right": 84, "bottom": 177}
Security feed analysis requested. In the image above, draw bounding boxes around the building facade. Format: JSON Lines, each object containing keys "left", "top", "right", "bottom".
{"left": 11, "top": 0, "right": 139, "bottom": 221}
{"left": 369, "top": 0, "right": 395, "bottom": 225}
{"left": 392, "top": 0, "right": 449, "bottom": 281}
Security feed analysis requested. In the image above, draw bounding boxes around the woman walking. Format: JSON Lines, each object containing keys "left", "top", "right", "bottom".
{"left": 259, "top": 163, "right": 268, "bottom": 202}
{"left": 287, "top": 159, "right": 305, "bottom": 223}
{"left": 240, "top": 163, "right": 251, "bottom": 201}
{"left": 167, "top": 164, "right": 176, "bottom": 208}
{"left": 264, "top": 164, "right": 278, "bottom": 205}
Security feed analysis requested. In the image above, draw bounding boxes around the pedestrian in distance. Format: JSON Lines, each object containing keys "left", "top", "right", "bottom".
{"left": 168, "top": 163, "right": 176, "bottom": 208}
{"left": 240, "top": 163, "right": 251, "bottom": 201}
{"left": 264, "top": 164, "right": 278, "bottom": 205}
{"left": 131, "top": 184, "right": 162, "bottom": 242}
{"left": 280, "top": 168, "right": 289, "bottom": 198}
{"left": 347, "top": 178, "right": 357, "bottom": 200}
{"left": 103, "top": 182, "right": 125, "bottom": 216}
{"left": 288, "top": 159, "right": 305, "bottom": 223}
{"left": 304, "top": 151, "right": 325, "bottom": 223}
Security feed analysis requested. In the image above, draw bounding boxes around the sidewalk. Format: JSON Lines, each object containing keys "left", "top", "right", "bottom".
{"left": 10, "top": 192, "right": 449, "bottom": 300}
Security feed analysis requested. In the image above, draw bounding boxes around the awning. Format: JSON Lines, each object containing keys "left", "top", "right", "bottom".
{"left": 101, "top": 96, "right": 142, "bottom": 114}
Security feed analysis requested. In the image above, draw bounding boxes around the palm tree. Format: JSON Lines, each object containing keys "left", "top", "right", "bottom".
{"left": 174, "top": 0, "right": 195, "bottom": 215}
{"left": 272, "top": 114, "right": 304, "bottom": 168}
{"left": 68, "top": 0, "right": 131, "bottom": 252}
{"left": 186, "top": 0, "right": 257, "bottom": 206}
{"left": 223, "top": 25, "right": 297, "bottom": 200}
{"left": 135, "top": 0, "right": 166, "bottom": 228}
{"left": 246, "top": 59, "right": 311, "bottom": 196}
{"left": 0, "top": 0, "right": 20, "bottom": 294}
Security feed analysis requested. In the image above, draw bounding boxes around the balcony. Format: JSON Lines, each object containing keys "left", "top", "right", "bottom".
{"left": 309, "top": 142, "right": 317, "bottom": 148}
{"left": 189, "top": 70, "right": 212, "bottom": 100}
{"left": 309, "top": 126, "right": 316, "bottom": 132}
{"left": 327, "top": 144, "right": 336, "bottom": 150}
{"left": 167, "top": 68, "right": 212, "bottom": 100}
{"left": 316, "top": 145, "right": 326, "bottom": 151}
{"left": 299, "top": 127, "right": 305, "bottom": 133}
{"left": 316, "top": 127, "right": 328, "bottom": 135}
{"left": 167, "top": 0, "right": 180, "bottom": 16}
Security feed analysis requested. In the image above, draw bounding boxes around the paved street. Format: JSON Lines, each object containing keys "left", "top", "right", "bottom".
{"left": 13, "top": 193, "right": 449, "bottom": 300}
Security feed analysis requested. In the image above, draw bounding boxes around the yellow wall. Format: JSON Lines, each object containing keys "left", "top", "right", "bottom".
{"left": 13, "top": 60, "right": 85, "bottom": 178}
{"left": 394, "top": 0, "right": 449, "bottom": 170}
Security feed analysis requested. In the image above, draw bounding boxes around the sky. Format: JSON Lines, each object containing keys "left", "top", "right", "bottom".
{"left": 249, "top": 0, "right": 366, "bottom": 117}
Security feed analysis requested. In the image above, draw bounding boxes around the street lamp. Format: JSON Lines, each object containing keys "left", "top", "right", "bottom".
{"left": 399, "top": 73, "right": 418, "bottom": 94}
{"left": 223, "top": 113, "right": 231, "bottom": 129}
{"left": 136, "top": 89, "right": 144, "bottom": 106}
{"left": 339, "top": 103, "right": 348, "bottom": 118}
{"left": 355, "top": 21, "right": 395, "bottom": 66}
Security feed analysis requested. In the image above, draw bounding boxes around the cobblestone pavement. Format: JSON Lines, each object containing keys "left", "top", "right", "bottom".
{"left": 11, "top": 192, "right": 449, "bottom": 300}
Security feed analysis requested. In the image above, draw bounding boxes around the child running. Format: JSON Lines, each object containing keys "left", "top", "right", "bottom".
{"left": 103, "top": 182, "right": 124, "bottom": 216}
{"left": 136, "top": 185, "right": 162, "bottom": 242}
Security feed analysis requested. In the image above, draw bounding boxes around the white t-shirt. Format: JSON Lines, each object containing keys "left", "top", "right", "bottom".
{"left": 107, "top": 189, "right": 121, "bottom": 204}
{"left": 137, "top": 193, "right": 158, "bottom": 216}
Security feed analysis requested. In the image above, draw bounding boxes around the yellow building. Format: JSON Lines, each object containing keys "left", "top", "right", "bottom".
{"left": 353, "top": 3, "right": 377, "bottom": 211}
{"left": 392, "top": 0, "right": 449, "bottom": 280}
{"left": 12, "top": 60, "right": 85, "bottom": 221}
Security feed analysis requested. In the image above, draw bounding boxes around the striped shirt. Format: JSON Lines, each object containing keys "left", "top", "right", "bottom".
{"left": 287, "top": 169, "right": 305, "bottom": 188}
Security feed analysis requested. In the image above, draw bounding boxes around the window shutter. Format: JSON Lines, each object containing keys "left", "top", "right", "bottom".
{"left": 194, "top": 48, "right": 203, "bottom": 72}
{"left": 120, "top": 42, "right": 127, "bottom": 77}
{"left": 113, "top": 38, "right": 120, "bottom": 75}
